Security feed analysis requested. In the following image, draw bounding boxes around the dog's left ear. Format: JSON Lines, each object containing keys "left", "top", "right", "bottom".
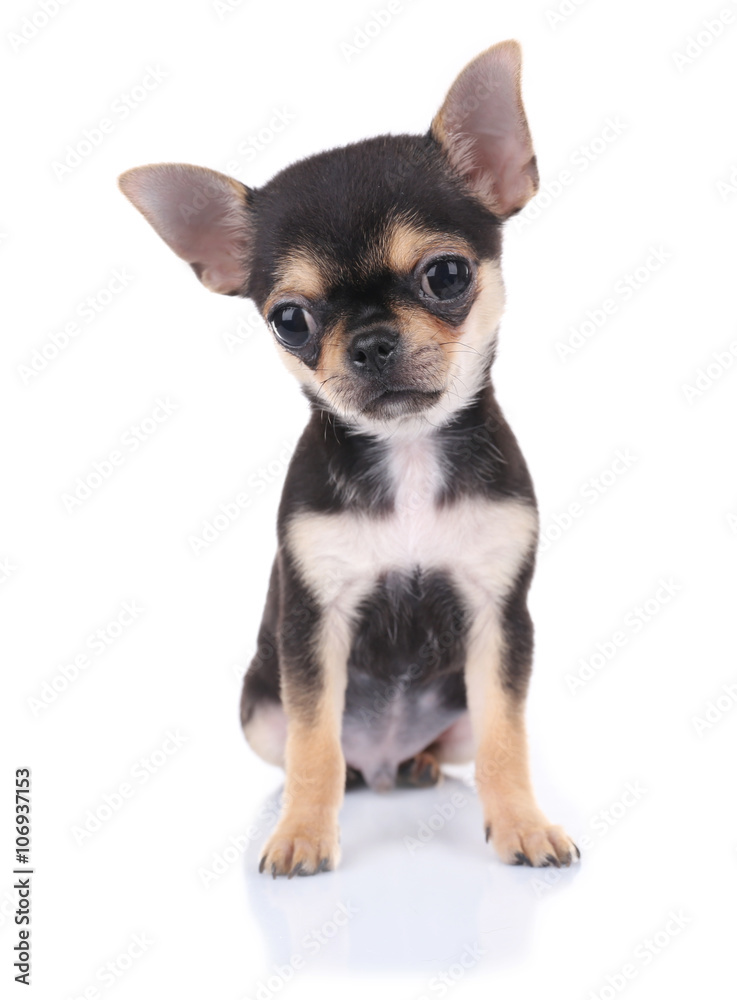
{"left": 431, "top": 40, "right": 538, "bottom": 218}
{"left": 118, "top": 163, "right": 252, "bottom": 295}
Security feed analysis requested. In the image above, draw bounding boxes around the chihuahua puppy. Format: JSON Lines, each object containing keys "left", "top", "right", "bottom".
{"left": 119, "top": 41, "right": 578, "bottom": 877}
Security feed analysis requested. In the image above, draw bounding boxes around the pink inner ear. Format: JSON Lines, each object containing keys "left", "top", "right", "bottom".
{"left": 119, "top": 164, "right": 251, "bottom": 295}
{"left": 434, "top": 41, "right": 538, "bottom": 217}
{"left": 475, "top": 133, "right": 536, "bottom": 217}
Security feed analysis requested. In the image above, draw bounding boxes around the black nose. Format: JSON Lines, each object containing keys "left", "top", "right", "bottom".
{"left": 349, "top": 328, "right": 399, "bottom": 373}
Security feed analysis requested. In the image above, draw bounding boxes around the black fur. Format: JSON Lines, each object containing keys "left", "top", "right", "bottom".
{"left": 120, "top": 42, "right": 579, "bottom": 869}
{"left": 348, "top": 568, "right": 468, "bottom": 685}
{"left": 241, "top": 378, "right": 537, "bottom": 739}
{"left": 344, "top": 568, "right": 468, "bottom": 731}
{"left": 239, "top": 131, "right": 536, "bottom": 783}
{"left": 246, "top": 134, "right": 502, "bottom": 307}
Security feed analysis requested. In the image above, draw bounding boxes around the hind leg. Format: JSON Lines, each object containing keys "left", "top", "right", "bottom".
{"left": 245, "top": 550, "right": 361, "bottom": 876}
{"left": 242, "top": 696, "right": 287, "bottom": 766}
{"left": 241, "top": 559, "right": 287, "bottom": 765}
{"left": 240, "top": 585, "right": 356, "bottom": 786}
{"left": 394, "top": 714, "right": 474, "bottom": 788}
{"left": 396, "top": 751, "right": 441, "bottom": 788}
{"left": 429, "top": 712, "right": 475, "bottom": 765}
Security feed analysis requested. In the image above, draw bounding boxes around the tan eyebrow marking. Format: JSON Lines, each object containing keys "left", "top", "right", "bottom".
{"left": 265, "top": 251, "right": 327, "bottom": 313}
{"left": 385, "top": 219, "right": 474, "bottom": 273}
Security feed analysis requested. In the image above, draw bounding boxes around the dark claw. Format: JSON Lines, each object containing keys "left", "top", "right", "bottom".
{"left": 514, "top": 851, "right": 532, "bottom": 866}
{"left": 288, "top": 862, "right": 304, "bottom": 880}
{"left": 485, "top": 824, "right": 492, "bottom": 843}
{"left": 317, "top": 858, "right": 331, "bottom": 873}
{"left": 345, "top": 766, "right": 366, "bottom": 790}
{"left": 271, "top": 863, "right": 277, "bottom": 880}
{"left": 545, "top": 853, "right": 561, "bottom": 869}
{"left": 574, "top": 843, "right": 581, "bottom": 859}
{"left": 258, "top": 856, "right": 266, "bottom": 874}
{"left": 559, "top": 850, "right": 572, "bottom": 868}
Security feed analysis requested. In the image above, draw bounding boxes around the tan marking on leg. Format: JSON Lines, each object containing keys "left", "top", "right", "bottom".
{"left": 465, "top": 618, "right": 579, "bottom": 867}
{"left": 259, "top": 609, "right": 350, "bottom": 877}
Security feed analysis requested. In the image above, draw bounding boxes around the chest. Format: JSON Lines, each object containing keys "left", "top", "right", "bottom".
{"left": 286, "top": 437, "right": 538, "bottom": 616}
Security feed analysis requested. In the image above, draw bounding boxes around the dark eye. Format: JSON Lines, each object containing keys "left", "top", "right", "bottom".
{"left": 421, "top": 258, "right": 472, "bottom": 301}
{"left": 270, "top": 304, "right": 316, "bottom": 348}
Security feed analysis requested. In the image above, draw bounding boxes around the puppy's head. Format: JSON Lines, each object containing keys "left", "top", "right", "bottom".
{"left": 119, "top": 41, "right": 537, "bottom": 431}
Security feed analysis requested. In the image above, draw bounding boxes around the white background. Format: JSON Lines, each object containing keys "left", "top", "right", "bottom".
{"left": 3, "top": 0, "right": 736, "bottom": 997}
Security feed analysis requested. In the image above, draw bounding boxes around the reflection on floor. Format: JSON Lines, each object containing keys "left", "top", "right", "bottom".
{"left": 243, "top": 771, "right": 581, "bottom": 975}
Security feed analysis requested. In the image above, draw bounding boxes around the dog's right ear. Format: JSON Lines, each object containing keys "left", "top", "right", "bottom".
{"left": 118, "top": 164, "right": 253, "bottom": 295}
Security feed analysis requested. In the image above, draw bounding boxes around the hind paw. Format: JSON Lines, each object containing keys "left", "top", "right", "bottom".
{"left": 396, "top": 751, "right": 441, "bottom": 789}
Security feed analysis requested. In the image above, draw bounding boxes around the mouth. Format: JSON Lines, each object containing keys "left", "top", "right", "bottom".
{"left": 360, "top": 386, "right": 444, "bottom": 417}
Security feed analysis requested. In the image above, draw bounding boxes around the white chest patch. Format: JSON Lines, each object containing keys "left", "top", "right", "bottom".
{"left": 286, "top": 435, "right": 538, "bottom": 622}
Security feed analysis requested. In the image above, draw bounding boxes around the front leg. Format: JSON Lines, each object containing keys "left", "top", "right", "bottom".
{"left": 259, "top": 554, "right": 350, "bottom": 878}
{"left": 465, "top": 591, "right": 579, "bottom": 868}
{"left": 259, "top": 706, "right": 345, "bottom": 877}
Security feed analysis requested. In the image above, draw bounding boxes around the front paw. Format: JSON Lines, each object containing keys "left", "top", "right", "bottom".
{"left": 259, "top": 816, "right": 341, "bottom": 878}
{"left": 486, "top": 814, "right": 580, "bottom": 868}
